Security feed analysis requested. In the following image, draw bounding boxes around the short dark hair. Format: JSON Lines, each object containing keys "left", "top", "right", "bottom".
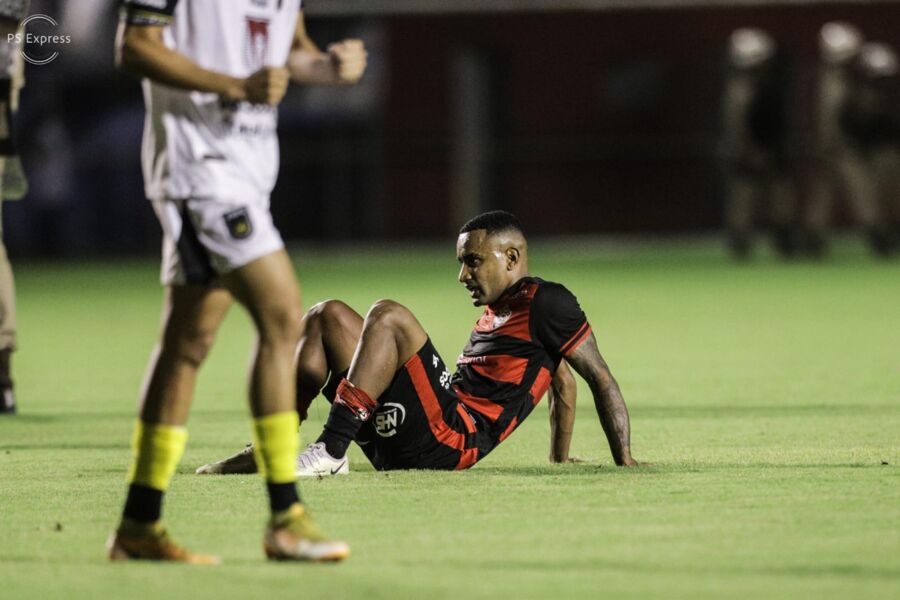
{"left": 459, "top": 210, "right": 526, "bottom": 237}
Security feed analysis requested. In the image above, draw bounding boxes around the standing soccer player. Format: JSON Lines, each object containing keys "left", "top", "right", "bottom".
{"left": 108, "top": 0, "right": 366, "bottom": 563}
{"left": 0, "top": 0, "right": 29, "bottom": 415}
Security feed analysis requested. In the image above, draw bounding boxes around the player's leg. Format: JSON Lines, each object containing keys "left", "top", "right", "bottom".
{"left": 873, "top": 147, "right": 900, "bottom": 254}
{"left": 195, "top": 299, "right": 364, "bottom": 476}
{"left": 315, "top": 299, "right": 428, "bottom": 461}
{"left": 802, "top": 162, "right": 836, "bottom": 258}
{"left": 725, "top": 169, "right": 757, "bottom": 258}
{"left": 108, "top": 284, "right": 232, "bottom": 563}
{"left": 295, "top": 299, "right": 364, "bottom": 419}
{"left": 299, "top": 333, "right": 476, "bottom": 474}
{"left": 222, "top": 250, "right": 348, "bottom": 561}
{"left": 768, "top": 171, "right": 799, "bottom": 258}
{"left": 838, "top": 147, "right": 894, "bottom": 255}
{"left": 0, "top": 194, "right": 17, "bottom": 415}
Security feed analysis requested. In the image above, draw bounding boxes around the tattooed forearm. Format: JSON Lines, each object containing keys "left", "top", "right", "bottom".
{"left": 587, "top": 373, "right": 632, "bottom": 465}
{"left": 567, "top": 333, "right": 635, "bottom": 466}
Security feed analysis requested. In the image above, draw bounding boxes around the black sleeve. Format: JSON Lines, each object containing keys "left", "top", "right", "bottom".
{"left": 531, "top": 282, "right": 591, "bottom": 363}
{"left": 119, "top": 0, "right": 179, "bottom": 26}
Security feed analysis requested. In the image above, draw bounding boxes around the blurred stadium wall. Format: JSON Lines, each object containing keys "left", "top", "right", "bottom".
{"left": 5, "top": 0, "right": 900, "bottom": 256}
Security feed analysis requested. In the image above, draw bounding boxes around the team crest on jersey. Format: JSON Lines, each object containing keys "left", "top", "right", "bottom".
{"left": 374, "top": 403, "right": 406, "bottom": 438}
{"left": 245, "top": 17, "right": 270, "bottom": 70}
{"left": 491, "top": 308, "right": 512, "bottom": 329}
{"left": 224, "top": 208, "right": 254, "bottom": 239}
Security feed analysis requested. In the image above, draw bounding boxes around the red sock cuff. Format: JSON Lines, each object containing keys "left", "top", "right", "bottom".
{"left": 334, "top": 378, "right": 377, "bottom": 421}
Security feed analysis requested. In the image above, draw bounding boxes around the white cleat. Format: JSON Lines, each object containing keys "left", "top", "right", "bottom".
{"left": 296, "top": 442, "right": 349, "bottom": 477}
{"left": 195, "top": 444, "right": 258, "bottom": 475}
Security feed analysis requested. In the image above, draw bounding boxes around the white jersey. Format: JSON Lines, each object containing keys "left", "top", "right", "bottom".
{"left": 121, "top": 0, "right": 302, "bottom": 201}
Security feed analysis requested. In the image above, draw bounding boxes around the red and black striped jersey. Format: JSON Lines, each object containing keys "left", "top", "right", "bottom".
{"left": 453, "top": 277, "right": 592, "bottom": 459}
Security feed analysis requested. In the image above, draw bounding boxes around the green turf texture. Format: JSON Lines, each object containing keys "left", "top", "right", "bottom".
{"left": 1, "top": 240, "right": 898, "bottom": 599}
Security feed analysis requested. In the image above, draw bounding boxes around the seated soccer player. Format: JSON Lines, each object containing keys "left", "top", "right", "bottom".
{"left": 197, "top": 211, "right": 637, "bottom": 475}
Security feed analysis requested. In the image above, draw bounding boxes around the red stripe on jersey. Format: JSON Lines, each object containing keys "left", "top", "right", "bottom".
{"left": 456, "top": 447, "right": 479, "bottom": 470}
{"left": 406, "top": 354, "right": 467, "bottom": 451}
{"left": 529, "top": 367, "right": 553, "bottom": 406}
{"left": 498, "top": 417, "right": 519, "bottom": 442}
{"left": 470, "top": 355, "right": 529, "bottom": 385}
{"left": 561, "top": 322, "right": 592, "bottom": 358}
{"left": 454, "top": 404, "right": 478, "bottom": 470}
{"left": 456, "top": 388, "right": 504, "bottom": 422}
{"left": 406, "top": 354, "right": 477, "bottom": 472}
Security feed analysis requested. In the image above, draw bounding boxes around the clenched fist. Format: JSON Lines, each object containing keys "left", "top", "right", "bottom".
{"left": 327, "top": 39, "right": 367, "bottom": 84}
{"left": 242, "top": 66, "right": 290, "bottom": 105}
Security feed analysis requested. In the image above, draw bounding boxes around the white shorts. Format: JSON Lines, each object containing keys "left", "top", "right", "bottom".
{"left": 152, "top": 196, "right": 285, "bottom": 286}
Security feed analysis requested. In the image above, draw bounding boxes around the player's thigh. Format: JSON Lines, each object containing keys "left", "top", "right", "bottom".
{"left": 161, "top": 284, "right": 233, "bottom": 356}
{"left": 221, "top": 249, "right": 303, "bottom": 335}
{"left": 306, "top": 300, "right": 365, "bottom": 370}
{"left": 364, "top": 299, "right": 429, "bottom": 364}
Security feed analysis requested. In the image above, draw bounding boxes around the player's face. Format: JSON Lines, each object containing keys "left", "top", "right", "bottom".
{"left": 456, "top": 230, "right": 515, "bottom": 306}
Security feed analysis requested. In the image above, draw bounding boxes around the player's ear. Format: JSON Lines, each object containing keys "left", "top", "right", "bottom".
{"left": 506, "top": 247, "right": 520, "bottom": 269}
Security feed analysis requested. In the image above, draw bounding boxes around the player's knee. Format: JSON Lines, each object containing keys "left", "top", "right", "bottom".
{"left": 553, "top": 364, "right": 576, "bottom": 396}
{"left": 367, "top": 299, "right": 414, "bottom": 331}
{"left": 163, "top": 326, "right": 217, "bottom": 367}
{"left": 306, "top": 299, "right": 353, "bottom": 332}
{"left": 258, "top": 301, "right": 304, "bottom": 347}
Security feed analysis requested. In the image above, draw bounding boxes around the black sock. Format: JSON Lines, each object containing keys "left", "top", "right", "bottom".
{"left": 317, "top": 402, "right": 365, "bottom": 459}
{"left": 122, "top": 484, "right": 163, "bottom": 523}
{"left": 0, "top": 349, "right": 11, "bottom": 389}
{"left": 267, "top": 482, "right": 300, "bottom": 513}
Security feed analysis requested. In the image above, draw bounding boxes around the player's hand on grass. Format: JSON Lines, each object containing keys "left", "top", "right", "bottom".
{"left": 328, "top": 39, "right": 367, "bottom": 84}
{"left": 242, "top": 66, "right": 290, "bottom": 105}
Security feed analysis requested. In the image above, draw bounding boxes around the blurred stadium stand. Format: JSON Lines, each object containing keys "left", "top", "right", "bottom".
{"left": 5, "top": 0, "right": 900, "bottom": 256}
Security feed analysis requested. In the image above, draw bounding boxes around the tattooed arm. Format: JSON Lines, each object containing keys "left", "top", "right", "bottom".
{"left": 565, "top": 333, "right": 637, "bottom": 466}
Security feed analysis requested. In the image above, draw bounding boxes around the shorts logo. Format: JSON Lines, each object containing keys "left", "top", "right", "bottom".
{"left": 224, "top": 208, "right": 253, "bottom": 240}
{"left": 374, "top": 402, "right": 406, "bottom": 438}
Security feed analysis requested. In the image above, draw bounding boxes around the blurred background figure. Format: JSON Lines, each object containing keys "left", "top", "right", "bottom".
{"left": 0, "top": 0, "right": 29, "bottom": 414}
{"left": 804, "top": 21, "right": 863, "bottom": 257}
{"left": 831, "top": 41, "right": 900, "bottom": 256}
{"left": 720, "top": 27, "right": 797, "bottom": 259}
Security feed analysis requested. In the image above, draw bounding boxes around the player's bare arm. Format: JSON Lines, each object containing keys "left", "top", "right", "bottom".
{"left": 287, "top": 12, "right": 367, "bottom": 85}
{"left": 115, "top": 23, "right": 288, "bottom": 105}
{"left": 565, "top": 333, "right": 637, "bottom": 467}
{"left": 548, "top": 362, "right": 578, "bottom": 463}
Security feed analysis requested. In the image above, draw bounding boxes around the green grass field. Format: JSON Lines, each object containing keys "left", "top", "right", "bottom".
{"left": 1, "top": 240, "right": 898, "bottom": 599}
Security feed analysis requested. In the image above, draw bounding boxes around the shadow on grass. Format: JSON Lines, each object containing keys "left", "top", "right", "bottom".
{"left": 0, "top": 442, "right": 124, "bottom": 451}
{"left": 0, "top": 411, "right": 133, "bottom": 423}
{"left": 634, "top": 404, "right": 899, "bottom": 418}
{"left": 405, "top": 557, "right": 900, "bottom": 580}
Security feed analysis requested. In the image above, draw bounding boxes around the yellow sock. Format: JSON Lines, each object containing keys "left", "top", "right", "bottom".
{"left": 127, "top": 420, "right": 188, "bottom": 491}
{"left": 252, "top": 411, "right": 300, "bottom": 483}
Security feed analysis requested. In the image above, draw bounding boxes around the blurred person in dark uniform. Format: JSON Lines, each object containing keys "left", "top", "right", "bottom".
{"left": 836, "top": 42, "right": 900, "bottom": 256}
{"left": 0, "top": 0, "right": 29, "bottom": 414}
{"left": 804, "top": 21, "right": 864, "bottom": 257}
{"left": 721, "top": 28, "right": 797, "bottom": 259}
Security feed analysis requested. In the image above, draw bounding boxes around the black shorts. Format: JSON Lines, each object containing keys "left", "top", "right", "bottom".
{"left": 325, "top": 339, "right": 480, "bottom": 471}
